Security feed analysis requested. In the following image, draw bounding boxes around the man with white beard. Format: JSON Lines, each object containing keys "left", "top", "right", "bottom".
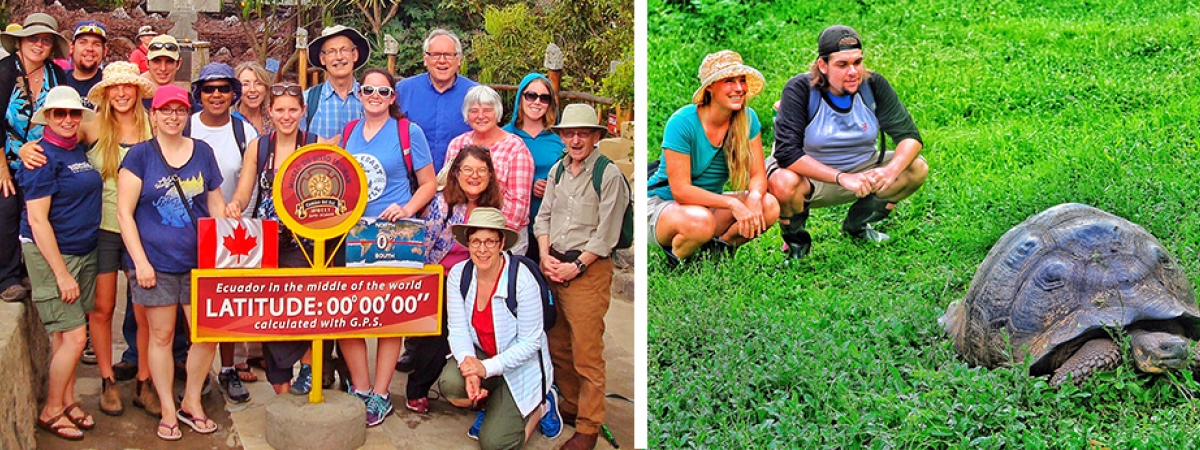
{"left": 301, "top": 25, "right": 368, "bottom": 140}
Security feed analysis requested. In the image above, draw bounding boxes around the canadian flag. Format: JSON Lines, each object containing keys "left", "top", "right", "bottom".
{"left": 197, "top": 218, "right": 279, "bottom": 269}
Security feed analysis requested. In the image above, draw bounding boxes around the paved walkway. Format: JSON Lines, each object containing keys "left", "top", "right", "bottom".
{"left": 37, "top": 278, "right": 634, "bottom": 449}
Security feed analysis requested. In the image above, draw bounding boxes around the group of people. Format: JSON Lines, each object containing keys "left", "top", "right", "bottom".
{"left": 648, "top": 25, "right": 929, "bottom": 266}
{"left": 0, "top": 13, "right": 629, "bottom": 450}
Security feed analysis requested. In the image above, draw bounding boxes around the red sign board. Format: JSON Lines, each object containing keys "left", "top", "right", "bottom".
{"left": 190, "top": 267, "right": 443, "bottom": 342}
{"left": 275, "top": 144, "right": 368, "bottom": 239}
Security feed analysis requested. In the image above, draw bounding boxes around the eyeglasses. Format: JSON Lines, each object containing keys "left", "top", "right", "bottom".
{"left": 424, "top": 51, "right": 458, "bottom": 61}
{"left": 24, "top": 35, "right": 55, "bottom": 46}
{"left": 157, "top": 106, "right": 190, "bottom": 117}
{"left": 522, "top": 92, "right": 553, "bottom": 105}
{"left": 558, "top": 129, "right": 597, "bottom": 139}
{"left": 458, "top": 166, "right": 488, "bottom": 177}
{"left": 322, "top": 46, "right": 356, "bottom": 57}
{"left": 359, "top": 85, "right": 394, "bottom": 98}
{"left": 200, "top": 84, "right": 233, "bottom": 94}
{"left": 270, "top": 84, "right": 303, "bottom": 97}
{"left": 49, "top": 109, "right": 83, "bottom": 120}
{"left": 148, "top": 42, "right": 179, "bottom": 52}
{"left": 468, "top": 238, "right": 501, "bottom": 249}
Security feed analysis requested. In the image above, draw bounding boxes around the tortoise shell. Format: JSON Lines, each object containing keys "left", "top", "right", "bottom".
{"left": 941, "top": 203, "right": 1200, "bottom": 376}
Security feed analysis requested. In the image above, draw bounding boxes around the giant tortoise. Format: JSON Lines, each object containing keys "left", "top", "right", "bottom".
{"left": 941, "top": 203, "right": 1200, "bottom": 386}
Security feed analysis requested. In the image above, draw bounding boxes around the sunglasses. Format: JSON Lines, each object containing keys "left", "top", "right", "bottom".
{"left": 24, "top": 35, "right": 56, "bottom": 46}
{"left": 522, "top": 92, "right": 553, "bottom": 105}
{"left": 200, "top": 84, "right": 234, "bottom": 94}
{"left": 270, "top": 84, "right": 303, "bottom": 97}
{"left": 75, "top": 24, "right": 106, "bottom": 37}
{"left": 359, "top": 85, "right": 394, "bottom": 98}
{"left": 148, "top": 42, "right": 179, "bottom": 52}
{"left": 49, "top": 109, "right": 83, "bottom": 120}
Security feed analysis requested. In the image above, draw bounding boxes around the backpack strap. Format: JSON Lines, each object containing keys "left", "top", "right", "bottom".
{"left": 808, "top": 80, "right": 885, "bottom": 163}
{"left": 305, "top": 85, "right": 322, "bottom": 131}
{"left": 503, "top": 254, "right": 550, "bottom": 398}
{"left": 340, "top": 119, "right": 360, "bottom": 148}
{"left": 251, "top": 133, "right": 273, "bottom": 219}
{"left": 398, "top": 118, "right": 418, "bottom": 194}
{"left": 590, "top": 155, "right": 614, "bottom": 197}
{"left": 182, "top": 115, "right": 191, "bottom": 137}
{"left": 458, "top": 259, "right": 475, "bottom": 302}
{"left": 233, "top": 117, "right": 247, "bottom": 155}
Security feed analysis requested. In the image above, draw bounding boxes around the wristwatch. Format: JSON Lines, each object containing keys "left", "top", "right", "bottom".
{"left": 573, "top": 260, "right": 588, "bottom": 274}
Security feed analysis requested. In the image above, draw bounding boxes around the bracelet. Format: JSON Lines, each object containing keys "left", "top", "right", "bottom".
{"left": 835, "top": 172, "right": 844, "bottom": 187}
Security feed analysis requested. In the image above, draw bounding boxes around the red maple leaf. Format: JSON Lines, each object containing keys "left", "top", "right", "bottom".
{"left": 222, "top": 222, "right": 258, "bottom": 264}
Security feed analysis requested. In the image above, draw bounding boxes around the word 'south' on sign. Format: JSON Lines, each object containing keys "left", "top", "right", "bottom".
{"left": 190, "top": 267, "right": 443, "bottom": 342}
{"left": 197, "top": 218, "right": 279, "bottom": 269}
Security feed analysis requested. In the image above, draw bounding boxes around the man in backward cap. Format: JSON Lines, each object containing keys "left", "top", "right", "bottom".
{"left": 129, "top": 25, "right": 156, "bottom": 73}
{"left": 767, "top": 25, "right": 928, "bottom": 259}
{"left": 534, "top": 104, "right": 630, "bottom": 450}
{"left": 302, "top": 25, "right": 368, "bottom": 140}
{"left": 65, "top": 20, "right": 108, "bottom": 107}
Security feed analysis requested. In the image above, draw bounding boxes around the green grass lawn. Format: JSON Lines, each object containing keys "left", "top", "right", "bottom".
{"left": 648, "top": 0, "right": 1200, "bottom": 447}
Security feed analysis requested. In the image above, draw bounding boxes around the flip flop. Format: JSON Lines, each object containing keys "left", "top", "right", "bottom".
{"left": 156, "top": 421, "right": 182, "bottom": 441}
{"left": 63, "top": 403, "right": 95, "bottom": 430}
{"left": 235, "top": 364, "right": 259, "bottom": 382}
{"left": 177, "top": 409, "right": 218, "bottom": 434}
{"left": 37, "top": 413, "right": 84, "bottom": 441}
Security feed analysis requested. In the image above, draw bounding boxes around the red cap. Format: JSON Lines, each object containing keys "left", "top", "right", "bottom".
{"left": 152, "top": 84, "right": 190, "bottom": 109}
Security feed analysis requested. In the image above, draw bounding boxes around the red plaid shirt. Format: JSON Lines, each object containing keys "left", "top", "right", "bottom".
{"left": 446, "top": 131, "right": 535, "bottom": 229}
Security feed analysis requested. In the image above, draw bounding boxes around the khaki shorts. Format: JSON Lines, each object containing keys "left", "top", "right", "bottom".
{"left": 646, "top": 195, "right": 672, "bottom": 251}
{"left": 23, "top": 243, "right": 97, "bottom": 333}
{"left": 767, "top": 151, "right": 920, "bottom": 208}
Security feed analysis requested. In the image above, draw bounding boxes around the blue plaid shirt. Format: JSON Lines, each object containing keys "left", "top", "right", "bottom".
{"left": 301, "top": 80, "right": 364, "bottom": 140}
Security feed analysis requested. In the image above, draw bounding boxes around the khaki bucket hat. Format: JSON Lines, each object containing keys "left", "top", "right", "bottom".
{"left": 32, "top": 86, "right": 97, "bottom": 125}
{"left": 1, "top": 13, "right": 69, "bottom": 60}
{"left": 451, "top": 207, "right": 519, "bottom": 251}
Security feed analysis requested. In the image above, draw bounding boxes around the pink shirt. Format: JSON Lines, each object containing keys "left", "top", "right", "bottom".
{"left": 445, "top": 132, "right": 534, "bottom": 229}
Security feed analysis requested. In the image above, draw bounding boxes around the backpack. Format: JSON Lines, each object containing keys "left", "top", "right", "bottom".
{"left": 341, "top": 117, "right": 418, "bottom": 195}
{"left": 183, "top": 115, "right": 248, "bottom": 155}
{"left": 305, "top": 86, "right": 322, "bottom": 131}
{"left": 553, "top": 155, "right": 633, "bottom": 249}
{"left": 251, "top": 131, "right": 319, "bottom": 218}
{"left": 458, "top": 254, "right": 555, "bottom": 332}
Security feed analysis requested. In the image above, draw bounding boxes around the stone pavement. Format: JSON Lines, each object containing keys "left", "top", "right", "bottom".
{"left": 37, "top": 277, "right": 634, "bottom": 449}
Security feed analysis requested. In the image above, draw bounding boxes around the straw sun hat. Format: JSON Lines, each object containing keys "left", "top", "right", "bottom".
{"left": 451, "top": 207, "right": 520, "bottom": 251}
{"left": 552, "top": 103, "right": 607, "bottom": 134}
{"left": 87, "top": 61, "right": 157, "bottom": 107}
{"left": 1, "top": 13, "right": 69, "bottom": 60}
{"left": 32, "top": 86, "right": 96, "bottom": 125}
{"left": 691, "top": 50, "right": 765, "bottom": 105}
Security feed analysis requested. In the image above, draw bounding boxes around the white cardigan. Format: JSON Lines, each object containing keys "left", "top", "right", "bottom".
{"left": 446, "top": 254, "right": 553, "bottom": 417}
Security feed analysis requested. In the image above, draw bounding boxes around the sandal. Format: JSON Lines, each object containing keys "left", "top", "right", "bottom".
{"left": 37, "top": 413, "right": 84, "bottom": 441}
{"left": 156, "top": 421, "right": 182, "bottom": 441}
{"left": 235, "top": 364, "right": 259, "bottom": 382}
{"left": 177, "top": 409, "right": 217, "bottom": 434}
{"left": 63, "top": 403, "right": 95, "bottom": 430}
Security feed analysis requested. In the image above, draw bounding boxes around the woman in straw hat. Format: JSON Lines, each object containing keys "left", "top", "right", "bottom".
{"left": 646, "top": 50, "right": 780, "bottom": 267}
{"left": 0, "top": 13, "right": 70, "bottom": 305}
{"left": 502, "top": 73, "right": 563, "bottom": 261}
{"left": 15, "top": 86, "right": 101, "bottom": 441}
{"left": 21, "top": 61, "right": 156, "bottom": 417}
{"left": 117, "top": 84, "right": 227, "bottom": 441}
{"left": 441, "top": 207, "right": 555, "bottom": 449}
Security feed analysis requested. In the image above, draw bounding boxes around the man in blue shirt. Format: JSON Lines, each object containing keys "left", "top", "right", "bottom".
{"left": 395, "top": 29, "right": 477, "bottom": 173}
{"left": 302, "top": 25, "right": 367, "bottom": 140}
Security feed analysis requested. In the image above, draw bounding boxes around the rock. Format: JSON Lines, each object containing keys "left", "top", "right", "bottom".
{"left": 610, "top": 271, "right": 634, "bottom": 302}
{"left": 265, "top": 391, "right": 366, "bottom": 450}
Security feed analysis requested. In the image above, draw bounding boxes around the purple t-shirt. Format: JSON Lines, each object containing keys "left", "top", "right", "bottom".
{"left": 17, "top": 140, "right": 102, "bottom": 255}
{"left": 121, "top": 139, "right": 223, "bottom": 273}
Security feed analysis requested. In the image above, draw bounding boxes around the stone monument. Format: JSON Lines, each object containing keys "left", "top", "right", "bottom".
{"left": 146, "top": 0, "right": 219, "bottom": 41}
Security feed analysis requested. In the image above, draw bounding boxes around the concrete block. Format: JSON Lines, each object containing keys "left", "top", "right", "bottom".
{"left": 599, "top": 138, "right": 632, "bottom": 161}
{"left": 265, "top": 391, "right": 366, "bottom": 450}
{"left": 614, "top": 158, "right": 633, "bottom": 180}
{"left": 610, "top": 271, "right": 634, "bottom": 303}
{"left": 619, "top": 121, "right": 634, "bottom": 140}
{"left": 0, "top": 301, "right": 49, "bottom": 450}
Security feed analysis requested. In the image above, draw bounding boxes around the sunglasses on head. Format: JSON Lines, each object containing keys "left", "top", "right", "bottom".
{"left": 359, "top": 85, "right": 394, "bottom": 98}
{"left": 270, "top": 84, "right": 303, "bottom": 97}
{"left": 148, "top": 42, "right": 179, "bottom": 52}
{"left": 522, "top": 92, "right": 553, "bottom": 105}
{"left": 49, "top": 109, "right": 83, "bottom": 120}
{"left": 200, "top": 84, "right": 233, "bottom": 94}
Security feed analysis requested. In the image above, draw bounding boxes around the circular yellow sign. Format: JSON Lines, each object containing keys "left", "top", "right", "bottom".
{"left": 273, "top": 143, "right": 368, "bottom": 240}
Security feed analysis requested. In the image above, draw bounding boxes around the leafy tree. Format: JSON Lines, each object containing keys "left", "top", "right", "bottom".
{"left": 472, "top": 3, "right": 551, "bottom": 84}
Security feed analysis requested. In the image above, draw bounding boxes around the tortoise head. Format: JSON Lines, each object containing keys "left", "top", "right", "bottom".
{"left": 1129, "top": 329, "right": 1191, "bottom": 373}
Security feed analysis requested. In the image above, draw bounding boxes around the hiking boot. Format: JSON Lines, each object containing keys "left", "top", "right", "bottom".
{"left": 366, "top": 392, "right": 394, "bottom": 427}
{"left": 467, "top": 411, "right": 484, "bottom": 440}
{"left": 81, "top": 335, "right": 97, "bottom": 365}
{"left": 0, "top": 284, "right": 25, "bottom": 302}
{"left": 560, "top": 431, "right": 599, "bottom": 450}
{"left": 842, "top": 194, "right": 893, "bottom": 242}
{"left": 539, "top": 390, "right": 563, "bottom": 438}
{"left": 219, "top": 369, "right": 250, "bottom": 403}
{"left": 134, "top": 379, "right": 162, "bottom": 417}
{"left": 780, "top": 209, "right": 812, "bottom": 259}
{"left": 100, "top": 377, "right": 123, "bottom": 416}
{"left": 113, "top": 361, "right": 137, "bottom": 381}
{"left": 289, "top": 364, "right": 313, "bottom": 395}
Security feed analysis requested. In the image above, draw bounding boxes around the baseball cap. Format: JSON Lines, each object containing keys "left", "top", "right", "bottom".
{"left": 147, "top": 34, "right": 179, "bottom": 61}
{"left": 152, "top": 84, "right": 190, "bottom": 109}
{"left": 73, "top": 20, "right": 107, "bottom": 42}
{"left": 818, "top": 25, "right": 862, "bottom": 57}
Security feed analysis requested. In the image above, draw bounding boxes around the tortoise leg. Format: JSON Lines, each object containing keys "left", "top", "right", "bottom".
{"left": 1050, "top": 338, "right": 1122, "bottom": 387}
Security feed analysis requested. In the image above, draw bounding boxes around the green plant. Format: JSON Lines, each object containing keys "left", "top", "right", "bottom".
{"left": 472, "top": 3, "right": 552, "bottom": 84}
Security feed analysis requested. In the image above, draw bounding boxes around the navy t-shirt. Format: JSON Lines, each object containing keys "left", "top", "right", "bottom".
{"left": 121, "top": 139, "right": 223, "bottom": 273}
{"left": 17, "top": 140, "right": 102, "bottom": 255}
{"left": 64, "top": 69, "right": 102, "bottom": 109}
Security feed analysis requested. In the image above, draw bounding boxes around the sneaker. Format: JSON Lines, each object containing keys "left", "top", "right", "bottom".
{"left": 81, "top": 335, "right": 97, "bottom": 365}
{"left": 219, "top": 369, "right": 250, "bottom": 403}
{"left": 351, "top": 387, "right": 372, "bottom": 404}
{"left": 847, "top": 224, "right": 890, "bottom": 243}
{"left": 405, "top": 397, "right": 429, "bottom": 414}
{"left": 467, "top": 411, "right": 484, "bottom": 440}
{"left": 366, "top": 392, "right": 394, "bottom": 427}
{"left": 289, "top": 364, "right": 312, "bottom": 395}
{"left": 539, "top": 390, "right": 563, "bottom": 438}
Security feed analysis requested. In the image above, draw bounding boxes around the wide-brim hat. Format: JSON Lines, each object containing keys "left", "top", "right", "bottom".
{"left": 88, "top": 61, "right": 156, "bottom": 107}
{"left": 191, "top": 62, "right": 242, "bottom": 105}
{"left": 307, "top": 25, "right": 369, "bottom": 71}
{"left": 691, "top": 50, "right": 765, "bottom": 105}
{"left": 32, "top": 86, "right": 97, "bottom": 125}
{"left": 136, "top": 25, "right": 156, "bottom": 39}
{"left": 552, "top": 103, "right": 607, "bottom": 134}
{"left": 1, "top": 13, "right": 69, "bottom": 60}
{"left": 450, "top": 207, "right": 519, "bottom": 251}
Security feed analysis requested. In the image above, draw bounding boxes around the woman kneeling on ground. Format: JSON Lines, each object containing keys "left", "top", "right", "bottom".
{"left": 441, "top": 208, "right": 557, "bottom": 449}
{"left": 646, "top": 50, "right": 779, "bottom": 268}
{"left": 18, "top": 86, "right": 102, "bottom": 441}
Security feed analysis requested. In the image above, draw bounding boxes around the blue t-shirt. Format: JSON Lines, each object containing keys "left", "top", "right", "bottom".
{"left": 396, "top": 73, "right": 477, "bottom": 173}
{"left": 345, "top": 118, "right": 433, "bottom": 218}
{"left": 503, "top": 124, "right": 564, "bottom": 227}
{"left": 648, "top": 104, "right": 761, "bottom": 200}
{"left": 121, "top": 139, "right": 224, "bottom": 273}
{"left": 17, "top": 140, "right": 102, "bottom": 255}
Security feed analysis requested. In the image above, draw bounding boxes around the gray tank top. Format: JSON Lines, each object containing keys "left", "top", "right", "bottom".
{"left": 803, "top": 93, "right": 879, "bottom": 171}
